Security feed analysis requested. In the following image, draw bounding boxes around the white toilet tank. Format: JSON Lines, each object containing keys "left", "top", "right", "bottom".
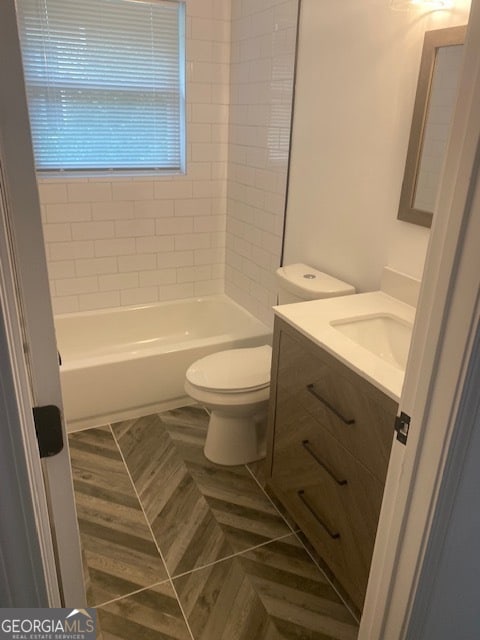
{"left": 276, "top": 263, "right": 355, "bottom": 304}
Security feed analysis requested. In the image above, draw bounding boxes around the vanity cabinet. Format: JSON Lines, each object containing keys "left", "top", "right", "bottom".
{"left": 266, "top": 317, "right": 398, "bottom": 612}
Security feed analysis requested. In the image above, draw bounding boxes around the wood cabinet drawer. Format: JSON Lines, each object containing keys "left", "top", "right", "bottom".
{"left": 275, "top": 322, "right": 397, "bottom": 483}
{"left": 270, "top": 409, "right": 384, "bottom": 610}
{"left": 266, "top": 317, "right": 398, "bottom": 611}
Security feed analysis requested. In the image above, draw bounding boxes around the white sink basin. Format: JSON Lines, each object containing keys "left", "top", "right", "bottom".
{"left": 330, "top": 313, "right": 413, "bottom": 370}
{"left": 274, "top": 290, "right": 416, "bottom": 400}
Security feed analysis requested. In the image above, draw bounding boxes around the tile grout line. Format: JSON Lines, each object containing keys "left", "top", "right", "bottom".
{"left": 245, "top": 463, "right": 360, "bottom": 624}
{"left": 93, "top": 527, "right": 336, "bottom": 629}
{"left": 107, "top": 422, "right": 300, "bottom": 585}
{"left": 289, "top": 528, "right": 361, "bottom": 625}
{"left": 94, "top": 578, "right": 171, "bottom": 609}
{"left": 245, "top": 464, "right": 299, "bottom": 534}
{"left": 105, "top": 419, "right": 306, "bottom": 616}
{"left": 168, "top": 530, "right": 297, "bottom": 582}
{"left": 72, "top": 423, "right": 169, "bottom": 610}
{"left": 108, "top": 424, "right": 196, "bottom": 640}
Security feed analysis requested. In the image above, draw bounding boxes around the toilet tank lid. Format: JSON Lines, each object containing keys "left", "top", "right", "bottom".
{"left": 276, "top": 263, "right": 355, "bottom": 299}
{"left": 186, "top": 345, "right": 272, "bottom": 392}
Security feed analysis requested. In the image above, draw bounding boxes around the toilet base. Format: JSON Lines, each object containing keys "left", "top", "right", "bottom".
{"left": 203, "top": 410, "right": 266, "bottom": 466}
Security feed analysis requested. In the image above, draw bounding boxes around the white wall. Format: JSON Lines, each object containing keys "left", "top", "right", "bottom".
{"left": 39, "top": 0, "right": 231, "bottom": 314}
{"left": 225, "top": 0, "right": 298, "bottom": 326}
{"left": 283, "top": 0, "right": 471, "bottom": 293}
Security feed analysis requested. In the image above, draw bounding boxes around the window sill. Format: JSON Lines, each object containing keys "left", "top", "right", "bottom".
{"left": 36, "top": 168, "right": 186, "bottom": 182}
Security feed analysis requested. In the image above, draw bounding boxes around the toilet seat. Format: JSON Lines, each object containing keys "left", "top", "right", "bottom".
{"left": 184, "top": 379, "right": 270, "bottom": 408}
{"left": 185, "top": 345, "right": 272, "bottom": 393}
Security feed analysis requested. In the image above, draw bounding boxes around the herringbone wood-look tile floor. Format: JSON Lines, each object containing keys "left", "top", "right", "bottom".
{"left": 69, "top": 406, "right": 359, "bottom": 640}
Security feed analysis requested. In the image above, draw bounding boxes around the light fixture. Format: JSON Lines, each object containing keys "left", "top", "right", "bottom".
{"left": 390, "top": 0, "right": 454, "bottom": 10}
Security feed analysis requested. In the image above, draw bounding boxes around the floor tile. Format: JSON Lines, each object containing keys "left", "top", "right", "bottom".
{"left": 70, "top": 406, "right": 359, "bottom": 640}
{"left": 173, "top": 534, "right": 358, "bottom": 640}
{"left": 112, "top": 407, "right": 292, "bottom": 577}
{"left": 97, "top": 581, "right": 191, "bottom": 640}
{"left": 247, "top": 458, "right": 268, "bottom": 487}
{"left": 69, "top": 426, "right": 169, "bottom": 606}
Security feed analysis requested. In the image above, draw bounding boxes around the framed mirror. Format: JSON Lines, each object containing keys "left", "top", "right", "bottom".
{"left": 397, "top": 25, "right": 466, "bottom": 228}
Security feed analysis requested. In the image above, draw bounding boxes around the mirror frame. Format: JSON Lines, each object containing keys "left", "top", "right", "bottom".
{"left": 398, "top": 25, "right": 466, "bottom": 228}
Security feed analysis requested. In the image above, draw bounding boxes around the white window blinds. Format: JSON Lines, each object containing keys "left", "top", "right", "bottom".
{"left": 16, "top": 0, "right": 185, "bottom": 173}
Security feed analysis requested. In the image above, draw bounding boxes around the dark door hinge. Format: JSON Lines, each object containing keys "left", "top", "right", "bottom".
{"left": 33, "top": 405, "right": 64, "bottom": 458}
{"left": 395, "top": 411, "right": 411, "bottom": 445}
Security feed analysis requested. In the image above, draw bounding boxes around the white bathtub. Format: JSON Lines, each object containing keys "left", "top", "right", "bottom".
{"left": 55, "top": 295, "right": 271, "bottom": 431}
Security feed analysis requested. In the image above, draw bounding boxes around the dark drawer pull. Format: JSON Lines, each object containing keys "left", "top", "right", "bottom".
{"left": 297, "top": 490, "right": 340, "bottom": 539}
{"left": 306, "top": 383, "right": 355, "bottom": 425}
{"left": 302, "top": 440, "right": 347, "bottom": 486}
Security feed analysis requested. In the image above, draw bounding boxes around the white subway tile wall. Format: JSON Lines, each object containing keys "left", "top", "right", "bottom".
{"left": 40, "top": 0, "right": 231, "bottom": 314}
{"left": 38, "top": 0, "right": 298, "bottom": 322}
{"left": 225, "top": 0, "right": 298, "bottom": 327}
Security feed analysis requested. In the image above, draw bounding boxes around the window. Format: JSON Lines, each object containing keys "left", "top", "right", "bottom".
{"left": 16, "top": 0, "right": 185, "bottom": 174}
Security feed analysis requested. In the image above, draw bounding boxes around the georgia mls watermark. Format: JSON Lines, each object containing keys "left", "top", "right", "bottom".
{"left": 0, "top": 609, "right": 96, "bottom": 640}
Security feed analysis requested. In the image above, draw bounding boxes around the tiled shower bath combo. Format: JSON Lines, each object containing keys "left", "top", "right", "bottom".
{"left": 69, "top": 406, "right": 358, "bottom": 639}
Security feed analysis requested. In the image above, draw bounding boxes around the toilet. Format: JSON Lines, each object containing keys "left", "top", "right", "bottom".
{"left": 185, "top": 264, "right": 355, "bottom": 466}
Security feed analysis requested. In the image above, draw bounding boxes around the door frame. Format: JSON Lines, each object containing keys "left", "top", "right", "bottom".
{"left": 360, "top": 0, "right": 480, "bottom": 636}
{"left": 0, "top": 176, "right": 57, "bottom": 606}
{"left": 0, "top": 0, "right": 85, "bottom": 607}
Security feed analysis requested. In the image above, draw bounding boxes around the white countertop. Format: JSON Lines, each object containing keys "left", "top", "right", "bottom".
{"left": 274, "top": 291, "right": 416, "bottom": 403}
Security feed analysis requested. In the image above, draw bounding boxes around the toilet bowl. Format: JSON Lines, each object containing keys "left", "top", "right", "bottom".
{"left": 185, "top": 345, "right": 272, "bottom": 465}
{"left": 185, "top": 263, "right": 356, "bottom": 466}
